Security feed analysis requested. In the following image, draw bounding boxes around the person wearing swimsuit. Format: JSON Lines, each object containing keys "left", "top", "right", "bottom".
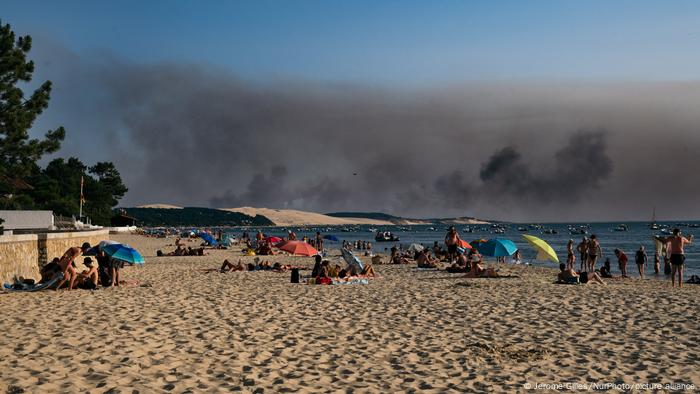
{"left": 655, "top": 229, "right": 693, "bottom": 288}
{"left": 566, "top": 239, "right": 575, "bottom": 270}
{"left": 576, "top": 237, "right": 588, "bottom": 272}
{"left": 586, "top": 235, "right": 602, "bottom": 272}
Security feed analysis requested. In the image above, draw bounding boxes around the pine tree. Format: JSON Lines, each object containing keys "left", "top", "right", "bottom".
{"left": 0, "top": 20, "right": 65, "bottom": 205}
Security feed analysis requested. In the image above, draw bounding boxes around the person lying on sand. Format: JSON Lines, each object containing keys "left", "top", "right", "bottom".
{"left": 556, "top": 263, "right": 605, "bottom": 285}
{"left": 220, "top": 259, "right": 247, "bottom": 272}
{"left": 464, "top": 259, "right": 499, "bottom": 278}
{"left": 55, "top": 243, "right": 92, "bottom": 290}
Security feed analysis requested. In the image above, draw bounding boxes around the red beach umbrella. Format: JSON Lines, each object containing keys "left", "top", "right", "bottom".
{"left": 279, "top": 241, "right": 319, "bottom": 256}
{"left": 265, "top": 236, "right": 283, "bottom": 244}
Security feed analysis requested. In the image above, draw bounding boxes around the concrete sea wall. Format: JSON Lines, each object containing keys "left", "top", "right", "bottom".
{"left": 0, "top": 229, "right": 109, "bottom": 284}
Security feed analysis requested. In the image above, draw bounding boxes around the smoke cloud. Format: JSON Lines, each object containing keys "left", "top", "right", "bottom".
{"left": 27, "top": 40, "right": 700, "bottom": 221}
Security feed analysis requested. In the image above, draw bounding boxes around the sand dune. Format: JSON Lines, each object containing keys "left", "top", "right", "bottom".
{"left": 0, "top": 233, "right": 698, "bottom": 392}
{"left": 220, "top": 206, "right": 394, "bottom": 226}
{"left": 136, "top": 204, "right": 183, "bottom": 209}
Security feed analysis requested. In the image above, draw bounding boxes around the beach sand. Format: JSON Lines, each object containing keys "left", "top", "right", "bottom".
{"left": 0, "top": 233, "right": 698, "bottom": 392}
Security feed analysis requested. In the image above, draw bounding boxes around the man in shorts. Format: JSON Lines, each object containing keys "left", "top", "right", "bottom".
{"left": 55, "top": 242, "right": 92, "bottom": 290}
{"left": 444, "top": 226, "right": 461, "bottom": 263}
{"left": 656, "top": 229, "right": 693, "bottom": 288}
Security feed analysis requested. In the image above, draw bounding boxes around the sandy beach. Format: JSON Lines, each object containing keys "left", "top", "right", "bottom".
{"left": 0, "top": 233, "right": 698, "bottom": 393}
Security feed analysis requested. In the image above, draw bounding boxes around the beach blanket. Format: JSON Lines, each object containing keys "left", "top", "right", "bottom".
{"left": 3, "top": 273, "right": 63, "bottom": 292}
{"left": 332, "top": 278, "right": 369, "bottom": 285}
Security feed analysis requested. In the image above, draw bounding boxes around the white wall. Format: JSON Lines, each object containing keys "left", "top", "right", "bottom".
{"left": 0, "top": 210, "right": 54, "bottom": 230}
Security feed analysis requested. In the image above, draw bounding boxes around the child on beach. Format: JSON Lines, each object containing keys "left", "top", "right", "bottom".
{"left": 614, "top": 249, "right": 628, "bottom": 278}
{"left": 566, "top": 239, "right": 575, "bottom": 270}
{"left": 635, "top": 246, "right": 647, "bottom": 279}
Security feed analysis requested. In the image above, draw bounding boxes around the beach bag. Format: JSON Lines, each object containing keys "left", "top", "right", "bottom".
{"left": 664, "top": 261, "right": 671, "bottom": 275}
{"left": 291, "top": 268, "right": 300, "bottom": 283}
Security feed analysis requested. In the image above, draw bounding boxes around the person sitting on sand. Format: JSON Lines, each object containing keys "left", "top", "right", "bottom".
{"left": 446, "top": 251, "right": 469, "bottom": 273}
{"left": 256, "top": 240, "right": 276, "bottom": 256}
{"left": 598, "top": 258, "right": 613, "bottom": 278}
{"left": 76, "top": 257, "right": 99, "bottom": 290}
{"left": 311, "top": 255, "right": 323, "bottom": 278}
{"left": 40, "top": 257, "right": 62, "bottom": 283}
{"left": 55, "top": 243, "right": 92, "bottom": 290}
{"left": 327, "top": 263, "right": 340, "bottom": 278}
{"left": 556, "top": 263, "right": 605, "bottom": 285}
{"left": 416, "top": 249, "right": 442, "bottom": 268}
{"left": 220, "top": 259, "right": 246, "bottom": 272}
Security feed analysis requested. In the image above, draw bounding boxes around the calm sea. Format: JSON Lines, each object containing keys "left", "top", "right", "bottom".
{"left": 223, "top": 221, "right": 700, "bottom": 277}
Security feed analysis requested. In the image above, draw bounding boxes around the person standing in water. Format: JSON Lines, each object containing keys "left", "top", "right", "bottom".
{"left": 315, "top": 231, "right": 324, "bottom": 253}
{"left": 656, "top": 229, "right": 693, "bottom": 288}
{"left": 576, "top": 237, "right": 588, "bottom": 272}
{"left": 586, "top": 235, "right": 602, "bottom": 272}
{"left": 635, "top": 245, "right": 648, "bottom": 280}
{"left": 566, "top": 239, "right": 575, "bottom": 270}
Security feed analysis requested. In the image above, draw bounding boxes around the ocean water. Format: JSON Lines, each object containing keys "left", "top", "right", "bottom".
{"left": 226, "top": 221, "right": 700, "bottom": 277}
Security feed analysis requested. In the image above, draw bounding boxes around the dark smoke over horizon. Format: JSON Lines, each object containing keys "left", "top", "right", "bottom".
{"left": 26, "top": 40, "right": 700, "bottom": 222}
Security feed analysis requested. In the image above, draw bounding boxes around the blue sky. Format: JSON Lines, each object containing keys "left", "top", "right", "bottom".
{"left": 4, "top": 0, "right": 700, "bottom": 84}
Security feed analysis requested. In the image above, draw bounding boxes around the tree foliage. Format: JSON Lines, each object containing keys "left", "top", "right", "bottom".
{"left": 122, "top": 207, "right": 274, "bottom": 227}
{"left": 23, "top": 157, "right": 128, "bottom": 225}
{"left": 0, "top": 20, "right": 65, "bottom": 192}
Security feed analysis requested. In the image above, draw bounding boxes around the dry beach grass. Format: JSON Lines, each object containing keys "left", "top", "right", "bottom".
{"left": 0, "top": 234, "right": 698, "bottom": 393}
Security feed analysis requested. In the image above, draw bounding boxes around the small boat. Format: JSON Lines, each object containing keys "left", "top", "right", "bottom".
{"left": 649, "top": 207, "right": 660, "bottom": 230}
{"left": 368, "top": 228, "right": 377, "bottom": 233}
{"left": 613, "top": 224, "right": 629, "bottom": 232}
{"left": 375, "top": 231, "right": 400, "bottom": 242}
{"left": 543, "top": 228, "right": 558, "bottom": 235}
{"left": 517, "top": 226, "right": 528, "bottom": 232}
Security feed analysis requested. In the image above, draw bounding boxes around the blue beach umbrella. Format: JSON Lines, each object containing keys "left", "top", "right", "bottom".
{"left": 341, "top": 248, "right": 364, "bottom": 272}
{"left": 102, "top": 244, "right": 145, "bottom": 265}
{"left": 479, "top": 238, "right": 518, "bottom": 257}
{"left": 84, "top": 240, "right": 121, "bottom": 256}
{"left": 323, "top": 235, "right": 340, "bottom": 242}
{"left": 197, "top": 232, "right": 218, "bottom": 246}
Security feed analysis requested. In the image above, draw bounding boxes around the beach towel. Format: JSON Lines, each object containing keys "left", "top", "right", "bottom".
{"left": 332, "top": 278, "right": 369, "bottom": 285}
{"left": 3, "top": 273, "right": 64, "bottom": 292}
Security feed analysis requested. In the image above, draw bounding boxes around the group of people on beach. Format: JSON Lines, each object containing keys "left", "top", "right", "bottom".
{"left": 566, "top": 228, "right": 693, "bottom": 287}
{"left": 41, "top": 242, "right": 125, "bottom": 290}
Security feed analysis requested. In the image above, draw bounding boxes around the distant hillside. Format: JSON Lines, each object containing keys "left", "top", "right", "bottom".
{"left": 220, "top": 207, "right": 394, "bottom": 226}
{"left": 121, "top": 207, "right": 274, "bottom": 227}
{"left": 325, "top": 212, "right": 401, "bottom": 221}
{"left": 327, "top": 212, "right": 490, "bottom": 225}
